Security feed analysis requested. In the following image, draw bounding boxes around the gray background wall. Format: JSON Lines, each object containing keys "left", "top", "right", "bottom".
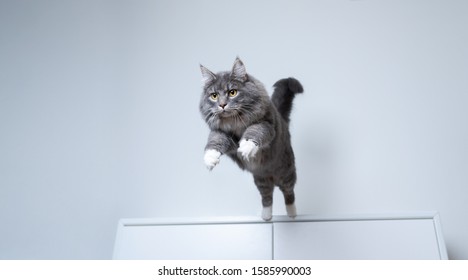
{"left": 1, "top": 0, "right": 467, "bottom": 259}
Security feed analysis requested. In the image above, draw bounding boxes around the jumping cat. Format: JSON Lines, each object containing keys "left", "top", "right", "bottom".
{"left": 199, "top": 57, "right": 303, "bottom": 221}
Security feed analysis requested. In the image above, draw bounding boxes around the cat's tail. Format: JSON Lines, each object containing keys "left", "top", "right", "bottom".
{"left": 271, "top": 77, "right": 304, "bottom": 123}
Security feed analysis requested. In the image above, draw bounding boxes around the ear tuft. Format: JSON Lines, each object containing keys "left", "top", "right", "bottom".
{"left": 231, "top": 57, "right": 247, "bottom": 82}
{"left": 200, "top": 64, "right": 217, "bottom": 85}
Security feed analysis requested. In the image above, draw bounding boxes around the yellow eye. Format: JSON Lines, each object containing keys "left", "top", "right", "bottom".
{"left": 210, "top": 92, "right": 218, "bottom": 100}
{"left": 228, "top": 89, "right": 238, "bottom": 97}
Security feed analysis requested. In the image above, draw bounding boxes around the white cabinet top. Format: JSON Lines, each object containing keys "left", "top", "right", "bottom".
{"left": 113, "top": 212, "right": 448, "bottom": 260}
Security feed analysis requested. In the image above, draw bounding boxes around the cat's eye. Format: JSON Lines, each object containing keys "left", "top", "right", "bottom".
{"left": 228, "top": 89, "right": 238, "bottom": 97}
{"left": 210, "top": 92, "right": 218, "bottom": 100}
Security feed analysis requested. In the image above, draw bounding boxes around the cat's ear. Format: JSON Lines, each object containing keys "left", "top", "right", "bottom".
{"left": 200, "top": 64, "right": 217, "bottom": 85}
{"left": 231, "top": 57, "right": 247, "bottom": 82}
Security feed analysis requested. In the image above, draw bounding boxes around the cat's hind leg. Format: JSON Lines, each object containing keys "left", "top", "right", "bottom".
{"left": 279, "top": 185, "right": 297, "bottom": 218}
{"left": 254, "top": 176, "right": 275, "bottom": 221}
{"left": 278, "top": 172, "right": 297, "bottom": 218}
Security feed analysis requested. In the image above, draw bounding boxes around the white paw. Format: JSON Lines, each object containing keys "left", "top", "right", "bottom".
{"left": 237, "top": 139, "right": 259, "bottom": 161}
{"left": 262, "top": 206, "right": 273, "bottom": 221}
{"left": 286, "top": 203, "right": 297, "bottom": 218}
{"left": 204, "top": 149, "right": 221, "bottom": 170}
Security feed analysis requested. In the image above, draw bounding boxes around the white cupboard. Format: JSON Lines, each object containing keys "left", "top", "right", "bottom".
{"left": 113, "top": 213, "right": 447, "bottom": 260}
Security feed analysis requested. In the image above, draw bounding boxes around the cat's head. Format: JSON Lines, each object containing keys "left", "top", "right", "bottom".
{"left": 199, "top": 57, "right": 269, "bottom": 131}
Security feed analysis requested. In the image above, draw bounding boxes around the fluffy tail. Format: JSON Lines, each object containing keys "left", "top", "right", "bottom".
{"left": 272, "top": 77, "right": 304, "bottom": 123}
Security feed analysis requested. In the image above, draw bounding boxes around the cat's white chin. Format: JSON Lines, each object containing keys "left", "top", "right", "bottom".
{"left": 262, "top": 206, "right": 273, "bottom": 221}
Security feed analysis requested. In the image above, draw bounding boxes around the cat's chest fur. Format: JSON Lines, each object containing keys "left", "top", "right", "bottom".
{"left": 217, "top": 117, "right": 248, "bottom": 139}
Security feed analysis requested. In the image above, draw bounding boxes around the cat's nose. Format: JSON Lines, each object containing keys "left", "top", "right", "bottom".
{"left": 219, "top": 103, "right": 227, "bottom": 109}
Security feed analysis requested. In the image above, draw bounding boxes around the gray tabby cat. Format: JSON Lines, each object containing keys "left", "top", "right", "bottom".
{"left": 199, "top": 57, "right": 303, "bottom": 221}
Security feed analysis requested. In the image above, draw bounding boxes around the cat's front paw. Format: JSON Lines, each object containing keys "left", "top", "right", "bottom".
{"left": 237, "top": 139, "right": 259, "bottom": 161}
{"left": 204, "top": 149, "right": 221, "bottom": 171}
